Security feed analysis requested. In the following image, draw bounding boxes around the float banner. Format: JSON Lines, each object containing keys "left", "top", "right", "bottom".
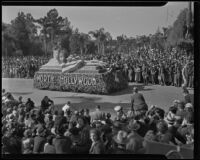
{"left": 33, "top": 71, "right": 128, "bottom": 94}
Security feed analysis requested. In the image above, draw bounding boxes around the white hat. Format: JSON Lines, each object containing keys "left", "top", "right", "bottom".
{"left": 62, "top": 104, "right": 70, "bottom": 111}
{"left": 114, "top": 106, "right": 122, "bottom": 112}
{"left": 185, "top": 103, "right": 193, "bottom": 108}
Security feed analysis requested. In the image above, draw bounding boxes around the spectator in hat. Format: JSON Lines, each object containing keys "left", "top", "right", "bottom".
{"left": 72, "top": 116, "right": 91, "bottom": 154}
{"left": 173, "top": 99, "right": 181, "bottom": 108}
{"left": 99, "top": 124, "right": 113, "bottom": 152}
{"left": 155, "top": 120, "right": 172, "bottom": 144}
{"left": 41, "top": 96, "right": 54, "bottom": 113}
{"left": 182, "top": 89, "right": 192, "bottom": 105}
{"left": 70, "top": 110, "right": 79, "bottom": 126}
{"left": 54, "top": 110, "right": 67, "bottom": 130}
{"left": 131, "top": 87, "right": 148, "bottom": 117}
{"left": 83, "top": 108, "right": 91, "bottom": 125}
{"left": 89, "top": 129, "right": 106, "bottom": 154}
{"left": 185, "top": 103, "right": 193, "bottom": 113}
{"left": 176, "top": 101, "right": 187, "bottom": 120}
{"left": 44, "top": 135, "right": 56, "bottom": 154}
{"left": 25, "top": 98, "right": 35, "bottom": 112}
{"left": 68, "top": 127, "right": 80, "bottom": 147}
{"left": 127, "top": 119, "right": 143, "bottom": 149}
{"left": 111, "top": 130, "right": 129, "bottom": 154}
{"left": 114, "top": 106, "right": 127, "bottom": 123}
{"left": 62, "top": 101, "right": 72, "bottom": 121}
{"left": 2, "top": 88, "right": 6, "bottom": 97}
{"left": 178, "top": 112, "right": 194, "bottom": 141}
{"left": 164, "top": 106, "right": 178, "bottom": 127}
{"left": 105, "top": 113, "right": 113, "bottom": 126}
{"left": 33, "top": 126, "right": 46, "bottom": 153}
{"left": 90, "top": 105, "right": 106, "bottom": 123}
{"left": 53, "top": 125, "right": 72, "bottom": 154}
{"left": 18, "top": 96, "right": 23, "bottom": 105}
{"left": 22, "top": 129, "right": 34, "bottom": 153}
{"left": 168, "top": 118, "right": 186, "bottom": 145}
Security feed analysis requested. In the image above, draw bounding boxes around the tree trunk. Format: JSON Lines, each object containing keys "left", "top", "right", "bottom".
{"left": 5, "top": 40, "right": 8, "bottom": 57}
{"left": 80, "top": 47, "right": 83, "bottom": 56}
{"left": 102, "top": 43, "right": 105, "bottom": 55}
{"left": 44, "top": 36, "right": 47, "bottom": 56}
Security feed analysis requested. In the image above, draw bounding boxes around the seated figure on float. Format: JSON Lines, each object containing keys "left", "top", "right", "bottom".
{"left": 40, "top": 44, "right": 107, "bottom": 73}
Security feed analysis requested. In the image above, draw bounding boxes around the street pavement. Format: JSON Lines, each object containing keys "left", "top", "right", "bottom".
{"left": 2, "top": 78, "right": 194, "bottom": 118}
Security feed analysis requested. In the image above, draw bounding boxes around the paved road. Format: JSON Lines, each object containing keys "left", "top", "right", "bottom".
{"left": 2, "top": 78, "right": 194, "bottom": 118}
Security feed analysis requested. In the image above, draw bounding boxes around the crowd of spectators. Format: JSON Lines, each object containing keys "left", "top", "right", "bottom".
{"left": 2, "top": 56, "right": 50, "bottom": 79}
{"left": 2, "top": 47, "right": 194, "bottom": 88}
{"left": 2, "top": 86, "right": 194, "bottom": 155}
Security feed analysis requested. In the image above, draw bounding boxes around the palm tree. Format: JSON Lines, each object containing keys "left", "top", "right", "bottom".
{"left": 89, "top": 28, "right": 112, "bottom": 55}
{"left": 78, "top": 33, "right": 90, "bottom": 56}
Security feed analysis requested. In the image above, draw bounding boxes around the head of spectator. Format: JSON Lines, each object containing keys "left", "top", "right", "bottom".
{"left": 36, "top": 126, "right": 46, "bottom": 137}
{"left": 183, "top": 89, "right": 189, "bottom": 96}
{"left": 90, "top": 128, "right": 101, "bottom": 143}
{"left": 133, "top": 87, "right": 138, "bottom": 93}
{"left": 18, "top": 96, "right": 23, "bottom": 103}
{"left": 177, "top": 101, "right": 185, "bottom": 110}
{"left": 173, "top": 100, "right": 181, "bottom": 108}
{"left": 114, "top": 105, "right": 123, "bottom": 117}
{"left": 156, "top": 120, "right": 168, "bottom": 134}
{"left": 77, "top": 116, "right": 86, "bottom": 129}
{"left": 84, "top": 108, "right": 90, "bottom": 116}
{"left": 127, "top": 119, "right": 141, "bottom": 133}
{"left": 113, "top": 130, "right": 128, "bottom": 146}
{"left": 96, "top": 105, "right": 101, "bottom": 111}
{"left": 2, "top": 88, "right": 6, "bottom": 94}
{"left": 185, "top": 103, "right": 193, "bottom": 112}
{"left": 106, "top": 112, "right": 111, "bottom": 119}
{"left": 23, "top": 129, "right": 32, "bottom": 139}
{"left": 55, "top": 125, "right": 66, "bottom": 136}
{"left": 144, "top": 130, "right": 156, "bottom": 142}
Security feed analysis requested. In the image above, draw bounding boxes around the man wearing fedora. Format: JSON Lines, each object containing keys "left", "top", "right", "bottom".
{"left": 131, "top": 87, "right": 148, "bottom": 118}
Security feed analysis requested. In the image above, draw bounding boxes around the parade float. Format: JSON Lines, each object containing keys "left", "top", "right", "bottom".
{"left": 33, "top": 50, "right": 128, "bottom": 94}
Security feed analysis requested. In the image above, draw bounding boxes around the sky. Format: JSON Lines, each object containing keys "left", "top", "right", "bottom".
{"left": 2, "top": 2, "right": 189, "bottom": 39}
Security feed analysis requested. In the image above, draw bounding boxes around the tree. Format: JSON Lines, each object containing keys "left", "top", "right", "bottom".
{"left": 78, "top": 33, "right": 90, "bottom": 56}
{"left": 89, "top": 28, "right": 112, "bottom": 55}
{"left": 35, "top": 9, "right": 65, "bottom": 56}
{"left": 166, "top": 8, "right": 189, "bottom": 47}
{"left": 11, "top": 12, "right": 37, "bottom": 56}
{"left": 2, "top": 23, "right": 17, "bottom": 56}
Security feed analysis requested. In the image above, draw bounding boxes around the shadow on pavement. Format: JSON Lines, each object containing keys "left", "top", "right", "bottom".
{"left": 110, "top": 83, "right": 154, "bottom": 96}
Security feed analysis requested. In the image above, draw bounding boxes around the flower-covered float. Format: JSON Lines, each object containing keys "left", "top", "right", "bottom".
{"left": 34, "top": 48, "right": 128, "bottom": 94}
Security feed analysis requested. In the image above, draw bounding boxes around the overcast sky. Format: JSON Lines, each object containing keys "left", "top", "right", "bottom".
{"left": 2, "top": 2, "right": 189, "bottom": 39}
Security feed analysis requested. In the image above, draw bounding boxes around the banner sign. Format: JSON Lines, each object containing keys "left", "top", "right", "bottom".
{"left": 33, "top": 71, "right": 128, "bottom": 94}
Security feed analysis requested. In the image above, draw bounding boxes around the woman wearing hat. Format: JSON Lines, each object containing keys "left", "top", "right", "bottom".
{"left": 111, "top": 130, "right": 129, "bottom": 154}
{"left": 89, "top": 129, "right": 106, "bottom": 154}
{"left": 126, "top": 119, "right": 144, "bottom": 149}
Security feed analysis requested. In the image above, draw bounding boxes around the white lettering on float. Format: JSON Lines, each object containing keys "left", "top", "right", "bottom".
{"left": 37, "top": 73, "right": 97, "bottom": 86}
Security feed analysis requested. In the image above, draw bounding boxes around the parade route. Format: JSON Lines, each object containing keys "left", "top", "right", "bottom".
{"left": 2, "top": 78, "right": 194, "bottom": 117}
